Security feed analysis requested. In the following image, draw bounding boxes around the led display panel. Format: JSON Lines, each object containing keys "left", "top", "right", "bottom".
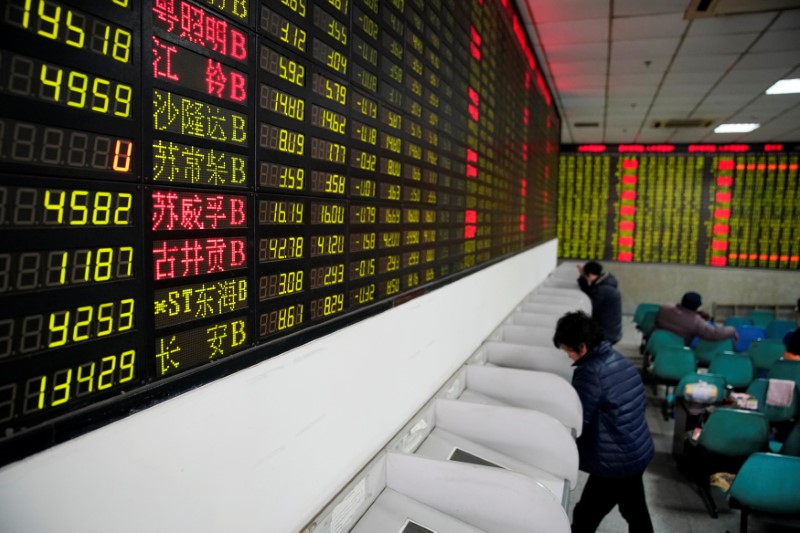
{"left": 0, "top": 0, "right": 560, "bottom": 464}
{"left": 559, "top": 144, "right": 800, "bottom": 269}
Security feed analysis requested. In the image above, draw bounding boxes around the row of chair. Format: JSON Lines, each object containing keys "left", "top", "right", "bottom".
{"left": 635, "top": 300, "right": 800, "bottom": 529}
{"left": 683, "top": 406, "right": 800, "bottom": 526}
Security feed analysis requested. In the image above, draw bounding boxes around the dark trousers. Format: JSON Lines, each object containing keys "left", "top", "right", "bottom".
{"left": 571, "top": 472, "right": 653, "bottom": 533}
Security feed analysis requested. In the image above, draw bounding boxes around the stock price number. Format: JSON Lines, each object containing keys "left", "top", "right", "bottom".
{"left": 381, "top": 277, "right": 401, "bottom": 297}
{"left": 260, "top": 85, "right": 305, "bottom": 121}
{"left": 381, "top": 232, "right": 401, "bottom": 248}
{"left": 0, "top": 186, "right": 133, "bottom": 226}
{"left": 259, "top": 302, "right": 304, "bottom": 337}
{"left": 260, "top": 163, "right": 305, "bottom": 191}
{"left": 310, "top": 137, "right": 346, "bottom": 164}
{"left": 310, "top": 293, "right": 344, "bottom": 319}
{"left": 350, "top": 178, "right": 376, "bottom": 198}
{"left": 261, "top": 6, "right": 306, "bottom": 53}
{"left": 310, "top": 202, "right": 345, "bottom": 224}
{"left": 380, "top": 207, "right": 401, "bottom": 224}
{"left": 311, "top": 104, "right": 346, "bottom": 135}
{"left": 0, "top": 119, "right": 134, "bottom": 174}
{"left": 259, "top": 269, "right": 303, "bottom": 300}
{"left": 1, "top": 52, "right": 133, "bottom": 117}
{"left": 350, "top": 204, "right": 376, "bottom": 224}
{"left": 379, "top": 254, "right": 400, "bottom": 273}
{"left": 310, "top": 234, "right": 344, "bottom": 256}
{"left": 0, "top": 349, "right": 136, "bottom": 424}
{"left": 0, "top": 246, "right": 133, "bottom": 293}
{"left": 349, "top": 231, "right": 376, "bottom": 252}
{"left": 350, "top": 283, "right": 375, "bottom": 307}
{"left": 312, "top": 72, "right": 346, "bottom": 105}
{"left": 259, "top": 199, "right": 304, "bottom": 225}
{"left": 309, "top": 263, "right": 344, "bottom": 289}
{"left": 280, "top": 0, "right": 306, "bottom": 17}
{"left": 310, "top": 171, "right": 345, "bottom": 195}
{"left": 260, "top": 44, "right": 305, "bottom": 87}
{"left": 4, "top": 0, "right": 133, "bottom": 63}
{"left": 352, "top": 120, "right": 377, "bottom": 146}
{"left": 349, "top": 257, "right": 375, "bottom": 280}
{"left": 313, "top": 5, "right": 347, "bottom": 45}
{"left": 312, "top": 38, "right": 347, "bottom": 75}
{"left": 260, "top": 124, "right": 305, "bottom": 155}
{"left": 259, "top": 236, "right": 304, "bottom": 262}
{"left": 0, "top": 298, "right": 134, "bottom": 357}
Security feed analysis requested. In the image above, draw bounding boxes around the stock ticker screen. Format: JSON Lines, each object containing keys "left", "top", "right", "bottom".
{"left": 0, "top": 0, "right": 559, "bottom": 462}
{"left": 558, "top": 144, "right": 800, "bottom": 269}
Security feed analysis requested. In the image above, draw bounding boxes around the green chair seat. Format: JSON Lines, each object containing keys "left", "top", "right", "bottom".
{"left": 745, "top": 378, "right": 799, "bottom": 423}
{"left": 748, "top": 339, "right": 788, "bottom": 374}
{"left": 724, "top": 316, "right": 752, "bottom": 328}
{"left": 645, "top": 328, "right": 686, "bottom": 359}
{"left": 727, "top": 452, "right": 800, "bottom": 531}
{"left": 638, "top": 310, "right": 658, "bottom": 338}
{"left": 747, "top": 309, "right": 777, "bottom": 329}
{"left": 652, "top": 347, "right": 697, "bottom": 383}
{"left": 690, "top": 408, "right": 770, "bottom": 518}
{"left": 765, "top": 319, "right": 797, "bottom": 341}
{"left": 695, "top": 337, "right": 735, "bottom": 366}
{"left": 633, "top": 302, "right": 660, "bottom": 327}
{"left": 709, "top": 352, "right": 754, "bottom": 390}
{"left": 769, "top": 359, "right": 800, "bottom": 390}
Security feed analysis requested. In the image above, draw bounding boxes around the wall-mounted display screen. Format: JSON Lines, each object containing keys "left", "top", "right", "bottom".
{"left": 0, "top": 0, "right": 559, "bottom": 464}
{"left": 558, "top": 144, "right": 800, "bottom": 269}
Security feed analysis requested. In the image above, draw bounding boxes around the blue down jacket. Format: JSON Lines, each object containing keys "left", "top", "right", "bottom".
{"left": 572, "top": 341, "right": 654, "bottom": 478}
{"left": 578, "top": 273, "right": 622, "bottom": 344}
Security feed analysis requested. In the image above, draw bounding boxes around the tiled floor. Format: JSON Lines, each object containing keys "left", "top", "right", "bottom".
{"left": 565, "top": 318, "right": 800, "bottom": 533}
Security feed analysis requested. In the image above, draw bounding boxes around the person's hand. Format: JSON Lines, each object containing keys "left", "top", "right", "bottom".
{"left": 576, "top": 263, "right": 584, "bottom": 275}
{"left": 733, "top": 331, "right": 740, "bottom": 342}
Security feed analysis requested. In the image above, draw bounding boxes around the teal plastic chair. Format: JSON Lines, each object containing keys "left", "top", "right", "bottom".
{"left": 638, "top": 310, "right": 658, "bottom": 338}
{"left": 674, "top": 372, "right": 727, "bottom": 402}
{"left": 727, "top": 453, "right": 800, "bottom": 532}
{"left": 633, "top": 302, "right": 660, "bottom": 328}
{"left": 645, "top": 329, "right": 686, "bottom": 359}
{"left": 709, "top": 352, "right": 754, "bottom": 390}
{"left": 765, "top": 319, "right": 797, "bottom": 341}
{"left": 652, "top": 347, "right": 697, "bottom": 419}
{"left": 695, "top": 337, "right": 735, "bottom": 367}
{"left": 745, "top": 378, "right": 799, "bottom": 423}
{"left": 747, "top": 309, "right": 776, "bottom": 329}
{"left": 748, "top": 339, "right": 787, "bottom": 376}
{"left": 734, "top": 325, "right": 766, "bottom": 353}
{"left": 724, "top": 316, "right": 752, "bottom": 328}
{"left": 769, "top": 359, "right": 800, "bottom": 390}
{"left": 693, "top": 408, "right": 770, "bottom": 517}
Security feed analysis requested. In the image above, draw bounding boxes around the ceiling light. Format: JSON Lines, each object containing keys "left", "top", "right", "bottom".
{"left": 714, "top": 123, "right": 760, "bottom": 133}
{"left": 766, "top": 78, "right": 800, "bottom": 95}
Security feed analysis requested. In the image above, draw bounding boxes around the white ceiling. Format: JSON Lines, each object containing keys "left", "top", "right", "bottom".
{"left": 518, "top": 0, "right": 800, "bottom": 144}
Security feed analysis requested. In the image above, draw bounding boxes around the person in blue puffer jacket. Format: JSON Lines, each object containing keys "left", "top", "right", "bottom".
{"left": 576, "top": 261, "right": 622, "bottom": 345}
{"left": 553, "top": 311, "right": 654, "bottom": 533}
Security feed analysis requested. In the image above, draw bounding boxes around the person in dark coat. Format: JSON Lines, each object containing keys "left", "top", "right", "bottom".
{"left": 655, "top": 291, "right": 737, "bottom": 345}
{"left": 554, "top": 311, "right": 654, "bottom": 533}
{"left": 576, "top": 261, "right": 622, "bottom": 344}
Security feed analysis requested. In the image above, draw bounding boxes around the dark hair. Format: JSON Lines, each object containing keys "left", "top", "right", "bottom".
{"left": 681, "top": 291, "right": 702, "bottom": 311}
{"left": 583, "top": 261, "right": 603, "bottom": 276}
{"left": 553, "top": 311, "right": 606, "bottom": 352}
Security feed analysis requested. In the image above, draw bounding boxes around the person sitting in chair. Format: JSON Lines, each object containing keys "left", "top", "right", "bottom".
{"left": 655, "top": 291, "right": 738, "bottom": 346}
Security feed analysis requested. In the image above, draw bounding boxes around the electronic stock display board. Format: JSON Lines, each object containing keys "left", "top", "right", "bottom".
{"left": 559, "top": 143, "right": 800, "bottom": 269}
{"left": 0, "top": 0, "right": 559, "bottom": 463}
